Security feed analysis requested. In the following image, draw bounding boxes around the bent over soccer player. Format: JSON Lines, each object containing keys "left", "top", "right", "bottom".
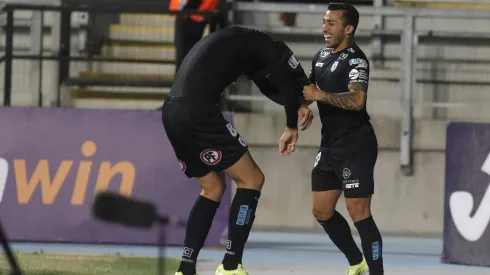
{"left": 161, "top": 26, "right": 314, "bottom": 275}
{"left": 302, "top": 3, "right": 384, "bottom": 275}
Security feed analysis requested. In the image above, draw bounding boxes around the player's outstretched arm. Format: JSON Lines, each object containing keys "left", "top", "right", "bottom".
{"left": 302, "top": 83, "right": 367, "bottom": 111}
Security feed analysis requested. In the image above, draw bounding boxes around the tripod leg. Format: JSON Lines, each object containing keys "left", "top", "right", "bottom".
{"left": 0, "top": 221, "right": 22, "bottom": 274}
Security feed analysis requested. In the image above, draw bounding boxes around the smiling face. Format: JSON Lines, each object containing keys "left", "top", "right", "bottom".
{"left": 322, "top": 10, "right": 353, "bottom": 50}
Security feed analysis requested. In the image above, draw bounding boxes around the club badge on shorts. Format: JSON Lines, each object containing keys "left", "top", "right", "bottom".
{"left": 200, "top": 149, "right": 222, "bottom": 165}
{"left": 178, "top": 160, "right": 186, "bottom": 172}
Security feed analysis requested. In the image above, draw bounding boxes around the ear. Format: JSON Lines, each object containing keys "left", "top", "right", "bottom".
{"left": 345, "top": 25, "right": 354, "bottom": 35}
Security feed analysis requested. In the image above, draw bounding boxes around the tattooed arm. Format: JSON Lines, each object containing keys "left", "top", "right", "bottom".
{"left": 303, "top": 56, "right": 370, "bottom": 111}
{"left": 318, "top": 82, "right": 367, "bottom": 110}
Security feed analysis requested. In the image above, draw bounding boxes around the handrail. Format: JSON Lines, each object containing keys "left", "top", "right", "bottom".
{"left": 0, "top": 1, "right": 232, "bottom": 107}
{"left": 233, "top": 2, "right": 490, "bottom": 19}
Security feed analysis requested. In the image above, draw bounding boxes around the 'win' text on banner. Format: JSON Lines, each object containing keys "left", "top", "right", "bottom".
{"left": 0, "top": 141, "right": 135, "bottom": 205}
{"left": 0, "top": 107, "right": 231, "bottom": 246}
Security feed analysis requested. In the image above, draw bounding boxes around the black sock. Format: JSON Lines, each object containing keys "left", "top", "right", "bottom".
{"left": 318, "top": 211, "right": 363, "bottom": 266}
{"left": 178, "top": 195, "right": 220, "bottom": 275}
{"left": 354, "top": 215, "right": 384, "bottom": 275}
{"left": 222, "top": 188, "right": 261, "bottom": 270}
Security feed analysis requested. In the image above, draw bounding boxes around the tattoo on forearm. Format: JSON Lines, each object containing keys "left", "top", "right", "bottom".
{"left": 318, "top": 83, "right": 366, "bottom": 110}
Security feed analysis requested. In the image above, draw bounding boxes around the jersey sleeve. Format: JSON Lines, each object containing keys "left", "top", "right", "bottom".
{"left": 308, "top": 51, "right": 320, "bottom": 84}
{"left": 261, "top": 53, "right": 308, "bottom": 129}
{"left": 346, "top": 56, "right": 370, "bottom": 89}
{"left": 253, "top": 76, "right": 299, "bottom": 129}
{"left": 280, "top": 53, "right": 311, "bottom": 129}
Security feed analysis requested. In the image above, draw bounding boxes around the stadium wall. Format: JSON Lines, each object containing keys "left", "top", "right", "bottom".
{"left": 232, "top": 113, "right": 447, "bottom": 236}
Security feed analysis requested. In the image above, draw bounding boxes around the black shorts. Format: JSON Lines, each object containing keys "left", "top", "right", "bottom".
{"left": 311, "top": 133, "right": 378, "bottom": 198}
{"left": 162, "top": 97, "right": 248, "bottom": 178}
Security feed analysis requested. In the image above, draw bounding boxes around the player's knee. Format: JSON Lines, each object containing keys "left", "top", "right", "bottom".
{"left": 235, "top": 168, "right": 265, "bottom": 191}
{"left": 345, "top": 198, "right": 371, "bottom": 222}
{"left": 200, "top": 181, "right": 226, "bottom": 201}
{"left": 312, "top": 205, "right": 335, "bottom": 221}
{"left": 197, "top": 172, "right": 227, "bottom": 201}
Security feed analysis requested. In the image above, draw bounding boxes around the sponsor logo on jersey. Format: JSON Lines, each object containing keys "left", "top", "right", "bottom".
{"left": 349, "top": 69, "right": 360, "bottom": 80}
{"left": 339, "top": 53, "right": 349, "bottom": 60}
{"left": 349, "top": 58, "right": 368, "bottom": 68}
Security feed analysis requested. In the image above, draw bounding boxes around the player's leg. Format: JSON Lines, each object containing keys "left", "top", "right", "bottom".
{"left": 341, "top": 137, "right": 384, "bottom": 275}
{"left": 176, "top": 171, "right": 227, "bottom": 275}
{"left": 218, "top": 150, "right": 264, "bottom": 273}
{"left": 162, "top": 100, "right": 222, "bottom": 275}
{"left": 311, "top": 150, "right": 364, "bottom": 270}
{"left": 175, "top": 104, "right": 261, "bottom": 274}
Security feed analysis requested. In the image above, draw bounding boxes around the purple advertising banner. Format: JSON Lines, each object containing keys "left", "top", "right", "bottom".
{"left": 442, "top": 122, "right": 490, "bottom": 267}
{"left": 0, "top": 106, "right": 231, "bottom": 247}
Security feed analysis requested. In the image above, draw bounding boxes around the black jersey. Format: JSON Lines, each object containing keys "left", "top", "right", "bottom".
{"left": 309, "top": 44, "right": 373, "bottom": 148}
{"left": 169, "top": 26, "right": 308, "bottom": 129}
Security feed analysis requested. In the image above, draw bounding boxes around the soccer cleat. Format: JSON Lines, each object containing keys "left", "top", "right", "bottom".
{"left": 174, "top": 272, "right": 197, "bottom": 275}
{"left": 345, "top": 256, "right": 369, "bottom": 275}
{"left": 215, "top": 264, "right": 249, "bottom": 275}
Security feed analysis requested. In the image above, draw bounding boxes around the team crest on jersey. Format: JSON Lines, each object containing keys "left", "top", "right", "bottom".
{"left": 200, "top": 149, "right": 222, "bottom": 165}
{"left": 331, "top": 61, "right": 339, "bottom": 72}
{"left": 320, "top": 50, "right": 329, "bottom": 58}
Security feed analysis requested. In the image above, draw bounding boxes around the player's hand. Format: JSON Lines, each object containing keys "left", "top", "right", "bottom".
{"left": 302, "top": 84, "right": 321, "bottom": 101}
{"left": 298, "top": 104, "right": 314, "bottom": 131}
{"left": 279, "top": 127, "right": 299, "bottom": 156}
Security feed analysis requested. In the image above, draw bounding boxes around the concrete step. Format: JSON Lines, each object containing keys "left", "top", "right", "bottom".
{"left": 109, "top": 24, "right": 175, "bottom": 43}
{"left": 70, "top": 98, "right": 164, "bottom": 110}
{"left": 0, "top": 33, "right": 83, "bottom": 52}
{"left": 101, "top": 42, "right": 176, "bottom": 61}
{"left": 68, "top": 85, "right": 168, "bottom": 94}
{"left": 77, "top": 71, "right": 174, "bottom": 81}
{"left": 86, "top": 61, "right": 176, "bottom": 76}
{"left": 69, "top": 87, "right": 169, "bottom": 100}
{"left": 119, "top": 13, "right": 175, "bottom": 27}
{"left": 108, "top": 24, "right": 209, "bottom": 43}
{"left": 67, "top": 71, "right": 175, "bottom": 88}
{"left": 60, "top": 87, "right": 169, "bottom": 110}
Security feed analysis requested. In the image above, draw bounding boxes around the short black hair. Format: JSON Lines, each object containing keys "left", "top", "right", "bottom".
{"left": 327, "top": 2, "right": 360, "bottom": 35}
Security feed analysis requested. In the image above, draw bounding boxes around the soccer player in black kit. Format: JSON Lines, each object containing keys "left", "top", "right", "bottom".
{"left": 302, "top": 3, "right": 384, "bottom": 275}
{"left": 161, "top": 26, "right": 314, "bottom": 275}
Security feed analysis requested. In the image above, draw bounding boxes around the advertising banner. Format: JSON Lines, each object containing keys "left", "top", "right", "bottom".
{"left": 443, "top": 122, "right": 490, "bottom": 266}
{"left": 0, "top": 107, "right": 231, "bottom": 246}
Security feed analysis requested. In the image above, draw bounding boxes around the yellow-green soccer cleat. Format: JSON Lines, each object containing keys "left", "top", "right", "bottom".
{"left": 345, "top": 256, "right": 369, "bottom": 275}
{"left": 215, "top": 264, "right": 249, "bottom": 275}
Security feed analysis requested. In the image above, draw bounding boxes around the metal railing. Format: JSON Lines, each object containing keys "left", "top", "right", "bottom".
{"left": 0, "top": 0, "right": 230, "bottom": 106}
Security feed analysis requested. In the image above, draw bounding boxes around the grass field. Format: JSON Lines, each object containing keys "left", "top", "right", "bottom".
{"left": 0, "top": 251, "right": 180, "bottom": 275}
